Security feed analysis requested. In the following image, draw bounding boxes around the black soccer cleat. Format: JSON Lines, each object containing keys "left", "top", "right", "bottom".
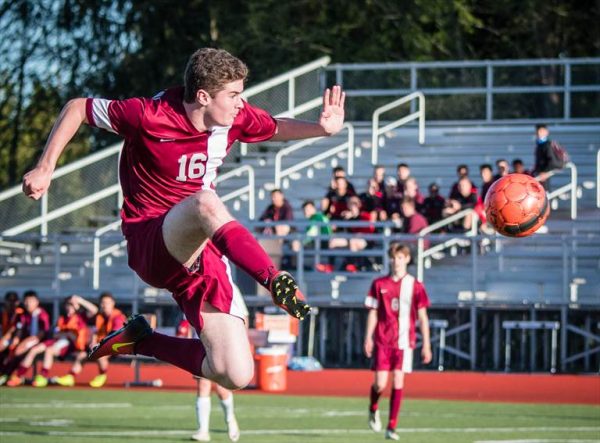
{"left": 269, "top": 271, "right": 311, "bottom": 320}
{"left": 88, "top": 314, "right": 152, "bottom": 361}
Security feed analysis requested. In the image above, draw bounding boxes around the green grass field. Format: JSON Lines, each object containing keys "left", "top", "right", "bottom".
{"left": 1, "top": 388, "right": 598, "bottom": 443}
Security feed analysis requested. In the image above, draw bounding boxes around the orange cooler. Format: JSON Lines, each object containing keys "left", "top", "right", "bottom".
{"left": 254, "top": 347, "right": 288, "bottom": 392}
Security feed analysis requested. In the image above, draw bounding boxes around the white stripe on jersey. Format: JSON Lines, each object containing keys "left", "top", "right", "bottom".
{"left": 398, "top": 274, "right": 415, "bottom": 350}
{"left": 91, "top": 99, "right": 116, "bottom": 133}
{"left": 203, "top": 126, "right": 230, "bottom": 190}
{"left": 364, "top": 295, "right": 378, "bottom": 309}
{"left": 220, "top": 255, "right": 248, "bottom": 320}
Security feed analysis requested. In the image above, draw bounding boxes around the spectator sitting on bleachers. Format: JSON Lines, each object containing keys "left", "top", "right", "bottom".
{"left": 401, "top": 197, "right": 430, "bottom": 250}
{"left": 292, "top": 200, "right": 333, "bottom": 272}
{"left": 383, "top": 176, "right": 402, "bottom": 230}
{"left": 322, "top": 166, "right": 356, "bottom": 211}
{"left": 512, "top": 158, "right": 531, "bottom": 175}
{"left": 259, "top": 189, "right": 294, "bottom": 235}
{"left": 0, "top": 290, "right": 50, "bottom": 386}
{"left": 479, "top": 163, "right": 494, "bottom": 202}
{"left": 395, "top": 163, "right": 411, "bottom": 196}
{"left": 403, "top": 176, "right": 425, "bottom": 214}
{"left": 323, "top": 176, "right": 355, "bottom": 220}
{"left": 422, "top": 183, "right": 446, "bottom": 225}
{"left": 442, "top": 176, "right": 479, "bottom": 232}
{"left": 0, "top": 291, "right": 23, "bottom": 358}
{"left": 53, "top": 292, "right": 126, "bottom": 388}
{"left": 329, "top": 196, "right": 373, "bottom": 272}
{"left": 493, "top": 158, "right": 509, "bottom": 182}
{"left": 372, "top": 164, "right": 386, "bottom": 193}
{"left": 450, "top": 164, "right": 477, "bottom": 200}
{"left": 6, "top": 295, "right": 89, "bottom": 387}
{"left": 360, "top": 178, "right": 387, "bottom": 222}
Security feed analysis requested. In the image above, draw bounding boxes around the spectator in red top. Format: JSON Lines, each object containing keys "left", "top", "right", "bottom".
{"left": 329, "top": 196, "right": 372, "bottom": 272}
{"left": 323, "top": 176, "right": 354, "bottom": 220}
{"left": 322, "top": 166, "right": 356, "bottom": 212}
{"left": 479, "top": 163, "right": 494, "bottom": 202}
{"left": 0, "top": 291, "right": 23, "bottom": 356}
{"left": 372, "top": 165, "right": 386, "bottom": 193}
{"left": 259, "top": 189, "right": 294, "bottom": 236}
{"left": 360, "top": 178, "right": 387, "bottom": 222}
{"left": 450, "top": 164, "right": 477, "bottom": 200}
{"left": 401, "top": 198, "right": 428, "bottom": 235}
{"left": 0, "top": 291, "right": 50, "bottom": 386}
{"left": 7, "top": 295, "right": 90, "bottom": 387}
{"left": 422, "top": 183, "right": 446, "bottom": 225}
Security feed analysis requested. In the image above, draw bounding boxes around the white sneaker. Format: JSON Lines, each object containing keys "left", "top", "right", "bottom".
{"left": 368, "top": 410, "right": 382, "bottom": 432}
{"left": 191, "top": 430, "right": 210, "bottom": 441}
{"left": 226, "top": 416, "right": 240, "bottom": 442}
{"left": 385, "top": 428, "right": 400, "bottom": 440}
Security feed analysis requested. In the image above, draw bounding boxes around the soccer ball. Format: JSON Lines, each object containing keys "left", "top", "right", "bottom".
{"left": 484, "top": 173, "right": 549, "bottom": 237}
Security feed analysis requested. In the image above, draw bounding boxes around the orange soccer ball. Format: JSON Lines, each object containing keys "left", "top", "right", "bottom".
{"left": 484, "top": 173, "right": 550, "bottom": 237}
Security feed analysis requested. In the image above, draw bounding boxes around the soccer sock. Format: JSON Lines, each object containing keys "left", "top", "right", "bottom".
{"left": 40, "top": 367, "right": 49, "bottom": 378}
{"left": 369, "top": 385, "right": 381, "bottom": 412}
{"left": 220, "top": 393, "right": 235, "bottom": 422}
{"left": 196, "top": 396, "right": 211, "bottom": 433}
{"left": 212, "top": 220, "right": 278, "bottom": 288}
{"left": 136, "top": 332, "right": 205, "bottom": 377}
{"left": 388, "top": 388, "right": 403, "bottom": 430}
{"left": 15, "top": 365, "right": 28, "bottom": 377}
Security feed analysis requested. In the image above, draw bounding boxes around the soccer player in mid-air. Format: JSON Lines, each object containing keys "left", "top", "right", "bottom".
{"left": 364, "top": 243, "right": 432, "bottom": 440}
{"left": 22, "top": 48, "right": 345, "bottom": 391}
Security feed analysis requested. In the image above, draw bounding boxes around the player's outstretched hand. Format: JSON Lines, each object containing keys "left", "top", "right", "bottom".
{"left": 22, "top": 166, "right": 53, "bottom": 200}
{"left": 319, "top": 85, "right": 345, "bottom": 136}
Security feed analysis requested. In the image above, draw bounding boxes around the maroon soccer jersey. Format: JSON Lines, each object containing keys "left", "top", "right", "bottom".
{"left": 364, "top": 274, "right": 430, "bottom": 349}
{"left": 85, "top": 87, "right": 277, "bottom": 235}
{"left": 15, "top": 307, "right": 51, "bottom": 339}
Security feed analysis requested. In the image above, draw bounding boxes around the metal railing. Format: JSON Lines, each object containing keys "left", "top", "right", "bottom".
{"left": 371, "top": 91, "right": 425, "bottom": 165}
{"left": 417, "top": 208, "right": 480, "bottom": 282}
{"left": 328, "top": 58, "right": 600, "bottom": 122}
{"left": 240, "top": 56, "right": 331, "bottom": 156}
{"left": 215, "top": 165, "right": 256, "bottom": 220}
{"left": 274, "top": 123, "right": 355, "bottom": 189}
{"left": 1, "top": 143, "right": 122, "bottom": 236}
{"left": 542, "top": 162, "right": 578, "bottom": 220}
{"left": 92, "top": 220, "right": 124, "bottom": 290}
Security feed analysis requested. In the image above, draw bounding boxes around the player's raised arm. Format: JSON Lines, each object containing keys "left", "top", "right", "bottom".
{"left": 22, "top": 98, "right": 88, "bottom": 200}
{"left": 270, "top": 85, "right": 346, "bottom": 141}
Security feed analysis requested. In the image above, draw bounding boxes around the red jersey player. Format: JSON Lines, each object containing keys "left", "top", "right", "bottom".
{"left": 22, "top": 48, "right": 345, "bottom": 391}
{"left": 363, "top": 243, "right": 432, "bottom": 440}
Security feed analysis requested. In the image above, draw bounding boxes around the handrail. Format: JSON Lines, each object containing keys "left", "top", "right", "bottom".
{"left": 2, "top": 184, "right": 121, "bottom": 236}
{"left": 417, "top": 208, "right": 479, "bottom": 282}
{"left": 539, "top": 162, "right": 578, "bottom": 220}
{"left": 215, "top": 165, "right": 256, "bottom": 220}
{"left": 371, "top": 92, "right": 425, "bottom": 165}
{"left": 274, "top": 123, "right": 354, "bottom": 189}
{"left": 0, "top": 143, "right": 122, "bottom": 202}
{"left": 92, "top": 219, "right": 123, "bottom": 290}
{"left": 597, "top": 150, "right": 600, "bottom": 208}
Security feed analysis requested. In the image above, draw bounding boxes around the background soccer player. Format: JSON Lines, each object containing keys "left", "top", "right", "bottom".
{"left": 22, "top": 47, "right": 345, "bottom": 391}
{"left": 363, "top": 243, "right": 432, "bottom": 441}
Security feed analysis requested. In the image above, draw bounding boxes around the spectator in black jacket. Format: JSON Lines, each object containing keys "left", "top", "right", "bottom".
{"left": 259, "top": 189, "right": 294, "bottom": 235}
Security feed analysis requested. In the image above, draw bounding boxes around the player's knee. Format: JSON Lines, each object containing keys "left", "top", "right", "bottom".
{"left": 373, "top": 382, "right": 386, "bottom": 393}
{"left": 213, "top": 363, "right": 253, "bottom": 391}
{"left": 191, "top": 190, "right": 220, "bottom": 219}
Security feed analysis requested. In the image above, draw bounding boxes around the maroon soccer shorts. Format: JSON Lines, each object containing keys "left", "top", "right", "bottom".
{"left": 371, "top": 345, "right": 405, "bottom": 371}
{"left": 125, "top": 214, "right": 246, "bottom": 334}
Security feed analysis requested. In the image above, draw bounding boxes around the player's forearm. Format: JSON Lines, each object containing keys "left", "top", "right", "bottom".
{"left": 271, "top": 118, "right": 330, "bottom": 141}
{"left": 365, "top": 310, "right": 378, "bottom": 340}
{"left": 76, "top": 297, "right": 99, "bottom": 316}
{"left": 36, "top": 98, "right": 88, "bottom": 171}
{"left": 419, "top": 310, "right": 431, "bottom": 348}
